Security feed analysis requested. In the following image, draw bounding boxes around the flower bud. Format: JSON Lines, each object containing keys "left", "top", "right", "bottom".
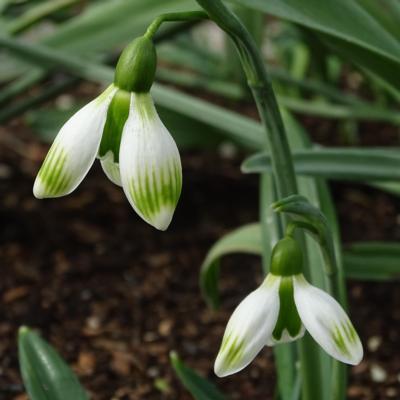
{"left": 114, "top": 36, "right": 157, "bottom": 93}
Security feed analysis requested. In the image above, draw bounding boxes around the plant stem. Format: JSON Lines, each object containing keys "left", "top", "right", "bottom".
{"left": 145, "top": 11, "right": 209, "bottom": 39}
{"left": 195, "top": 1, "right": 323, "bottom": 399}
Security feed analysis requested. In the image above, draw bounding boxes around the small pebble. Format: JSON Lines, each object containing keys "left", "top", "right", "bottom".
{"left": 219, "top": 142, "right": 237, "bottom": 159}
{"left": 386, "top": 388, "right": 398, "bottom": 398}
{"left": 56, "top": 94, "right": 74, "bottom": 110}
{"left": 367, "top": 336, "right": 382, "bottom": 352}
{"left": 147, "top": 367, "right": 159, "bottom": 378}
{"left": 370, "top": 364, "right": 387, "bottom": 382}
{"left": 0, "top": 164, "right": 12, "bottom": 179}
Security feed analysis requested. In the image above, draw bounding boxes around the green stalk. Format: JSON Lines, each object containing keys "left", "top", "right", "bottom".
{"left": 194, "top": 1, "right": 323, "bottom": 399}
{"left": 145, "top": 11, "right": 209, "bottom": 39}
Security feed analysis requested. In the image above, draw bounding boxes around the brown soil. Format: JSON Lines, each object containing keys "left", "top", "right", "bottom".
{"left": 0, "top": 112, "right": 400, "bottom": 399}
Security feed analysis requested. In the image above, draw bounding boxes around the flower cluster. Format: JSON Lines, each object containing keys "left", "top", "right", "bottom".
{"left": 214, "top": 237, "right": 363, "bottom": 377}
{"left": 33, "top": 36, "right": 181, "bottom": 231}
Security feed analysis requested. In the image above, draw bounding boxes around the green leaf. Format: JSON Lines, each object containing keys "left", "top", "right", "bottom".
{"left": 0, "top": 0, "right": 199, "bottom": 81}
{"left": 200, "top": 223, "right": 262, "bottom": 308}
{"left": 344, "top": 242, "right": 400, "bottom": 280}
{"left": 170, "top": 352, "right": 227, "bottom": 400}
{"left": 18, "top": 327, "right": 88, "bottom": 400}
{"left": 242, "top": 148, "right": 400, "bottom": 181}
{"left": 229, "top": 0, "right": 400, "bottom": 91}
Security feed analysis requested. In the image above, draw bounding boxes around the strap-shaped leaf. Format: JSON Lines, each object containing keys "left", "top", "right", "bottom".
{"left": 18, "top": 327, "right": 88, "bottom": 400}
{"left": 200, "top": 223, "right": 262, "bottom": 308}
{"left": 242, "top": 148, "right": 400, "bottom": 181}
{"left": 344, "top": 242, "right": 400, "bottom": 280}
{"left": 170, "top": 352, "right": 226, "bottom": 400}
{"left": 200, "top": 224, "right": 400, "bottom": 303}
{"left": 228, "top": 0, "right": 400, "bottom": 91}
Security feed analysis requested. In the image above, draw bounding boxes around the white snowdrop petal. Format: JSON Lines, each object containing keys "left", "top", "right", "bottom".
{"left": 214, "top": 274, "right": 280, "bottom": 377}
{"left": 293, "top": 274, "right": 363, "bottom": 365}
{"left": 119, "top": 93, "right": 182, "bottom": 230}
{"left": 100, "top": 151, "right": 122, "bottom": 186}
{"left": 33, "top": 85, "right": 116, "bottom": 198}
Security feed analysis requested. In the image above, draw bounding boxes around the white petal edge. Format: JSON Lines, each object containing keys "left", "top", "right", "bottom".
{"left": 33, "top": 85, "right": 116, "bottom": 198}
{"left": 214, "top": 274, "right": 280, "bottom": 377}
{"left": 119, "top": 93, "right": 182, "bottom": 230}
{"left": 293, "top": 274, "right": 363, "bottom": 365}
{"left": 100, "top": 151, "right": 122, "bottom": 186}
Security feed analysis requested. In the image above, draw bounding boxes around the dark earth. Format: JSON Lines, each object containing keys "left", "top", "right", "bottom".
{"left": 0, "top": 86, "right": 400, "bottom": 399}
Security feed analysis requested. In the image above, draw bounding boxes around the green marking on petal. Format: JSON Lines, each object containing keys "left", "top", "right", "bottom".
{"left": 95, "top": 84, "right": 115, "bottom": 105}
{"left": 135, "top": 93, "right": 156, "bottom": 121}
{"left": 37, "top": 143, "right": 71, "bottom": 196}
{"left": 220, "top": 334, "right": 245, "bottom": 369}
{"left": 128, "top": 161, "right": 181, "bottom": 222}
{"left": 332, "top": 320, "right": 359, "bottom": 357}
{"left": 332, "top": 326, "right": 351, "bottom": 357}
{"left": 272, "top": 277, "right": 302, "bottom": 341}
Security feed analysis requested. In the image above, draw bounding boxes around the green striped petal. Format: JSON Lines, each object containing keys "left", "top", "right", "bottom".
{"left": 214, "top": 274, "right": 280, "bottom": 377}
{"left": 33, "top": 85, "right": 116, "bottom": 198}
{"left": 120, "top": 93, "right": 182, "bottom": 230}
{"left": 293, "top": 274, "right": 363, "bottom": 365}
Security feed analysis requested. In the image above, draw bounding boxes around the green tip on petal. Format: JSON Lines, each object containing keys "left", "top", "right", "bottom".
{"left": 126, "top": 160, "right": 182, "bottom": 231}
{"left": 33, "top": 144, "right": 72, "bottom": 198}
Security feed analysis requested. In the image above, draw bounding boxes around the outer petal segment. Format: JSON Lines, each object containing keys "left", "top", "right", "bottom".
{"left": 119, "top": 93, "right": 182, "bottom": 230}
{"left": 214, "top": 274, "right": 280, "bottom": 377}
{"left": 293, "top": 274, "right": 363, "bottom": 365}
{"left": 33, "top": 86, "right": 116, "bottom": 198}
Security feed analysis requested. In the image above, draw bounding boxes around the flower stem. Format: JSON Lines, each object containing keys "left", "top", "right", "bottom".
{"left": 145, "top": 11, "right": 209, "bottom": 39}
{"left": 195, "top": 1, "right": 323, "bottom": 399}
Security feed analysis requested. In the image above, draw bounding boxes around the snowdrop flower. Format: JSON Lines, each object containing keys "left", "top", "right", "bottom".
{"left": 214, "top": 237, "right": 363, "bottom": 377}
{"left": 33, "top": 36, "right": 182, "bottom": 231}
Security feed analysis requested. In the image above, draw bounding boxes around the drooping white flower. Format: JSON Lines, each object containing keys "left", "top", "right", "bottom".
{"left": 119, "top": 93, "right": 182, "bottom": 231}
{"left": 33, "top": 35, "right": 182, "bottom": 230}
{"left": 33, "top": 85, "right": 116, "bottom": 198}
{"left": 214, "top": 237, "right": 363, "bottom": 377}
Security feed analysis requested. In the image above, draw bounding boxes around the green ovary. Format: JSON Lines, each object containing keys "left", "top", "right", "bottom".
{"left": 99, "top": 89, "right": 130, "bottom": 162}
{"left": 272, "top": 277, "right": 302, "bottom": 341}
{"left": 128, "top": 160, "right": 181, "bottom": 221}
{"left": 38, "top": 144, "right": 71, "bottom": 196}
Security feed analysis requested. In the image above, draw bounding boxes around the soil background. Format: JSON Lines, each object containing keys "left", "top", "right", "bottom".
{"left": 0, "top": 87, "right": 400, "bottom": 399}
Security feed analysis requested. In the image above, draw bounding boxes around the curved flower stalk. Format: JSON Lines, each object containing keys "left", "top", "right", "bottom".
{"left": 33, "top": 36, "right": 182, "bottom": 231}
{"left": 214, "top": 237, "right": 363, "bottom": 378}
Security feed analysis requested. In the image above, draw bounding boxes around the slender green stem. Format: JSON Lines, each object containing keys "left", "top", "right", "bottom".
{"left": 195, "top": 1, "right": 324, "bottom": 399}
{"left": 145, "top": 11, "right": 209, "bottom": 39}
